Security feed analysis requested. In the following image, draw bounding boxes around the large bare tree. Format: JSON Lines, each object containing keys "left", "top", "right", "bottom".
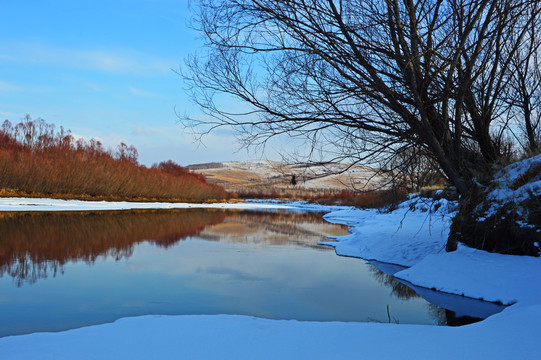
{"left": 183, "top": 0, "right": 540, "bottom": 198}
{"left": 505, "top": 5, "right": 541, "bottom": 154}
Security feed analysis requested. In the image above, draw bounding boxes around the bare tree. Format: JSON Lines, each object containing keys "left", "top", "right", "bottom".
{"left": 387, "top": 145, "right": 443, "bottom": 192}
{"left": 505, "top": 5, "right": 541, "bottom": 154}
{"left": 183, "top": 0, "right": 540, "bottom": 198}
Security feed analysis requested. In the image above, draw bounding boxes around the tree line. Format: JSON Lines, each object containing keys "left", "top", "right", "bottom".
{"left": 0, "top": 116, "right": 230, "bottom": 201}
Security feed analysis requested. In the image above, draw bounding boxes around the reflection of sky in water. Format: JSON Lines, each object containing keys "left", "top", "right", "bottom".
{"left": 0, "top": 239, "right": 438, "bottom": 337}
{"left": 0, "top": 210, "right": 453, "bottom": 337}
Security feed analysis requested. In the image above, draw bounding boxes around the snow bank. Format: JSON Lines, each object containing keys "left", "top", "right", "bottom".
{"left": 322, "top": 195, "right": 457, "bottom": 266}
{"left": 448, "top": 154, "right": 541, "bottom": 256}
{"left": 483, "top": 153, "right": 541, "bottom": 218}
{"left": 489, "top": 154, "right": 541, "bottom": 203}
{"left": 0, "top": 197, "right": 293, "bottom": 212}
{"left": 395, "top": 244, "right": 541, "bottom": 305}
{"left": 321, "top": 191, "right": 541, "bottom": 307}
{"left": 1, "top": 309, "right": 540, "bottom": 360}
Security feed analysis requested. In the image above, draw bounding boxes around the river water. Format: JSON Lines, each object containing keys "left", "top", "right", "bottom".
{"left": 0, "top": 208, "right": 503, "bottom": 337}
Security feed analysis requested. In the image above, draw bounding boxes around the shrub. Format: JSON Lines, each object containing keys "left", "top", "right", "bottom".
{"left": 237, "top": 187, "right": 408, "bottom": 209}
{"left": 0, "top": 116, "right": 231, "bottom": 202}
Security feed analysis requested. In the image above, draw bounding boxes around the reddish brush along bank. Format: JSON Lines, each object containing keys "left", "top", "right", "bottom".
{"left": 0, "top": 116, "right": 231, "bottom": 202}
{"left": 238, "top": 188, "right": 408, "bottom": 209}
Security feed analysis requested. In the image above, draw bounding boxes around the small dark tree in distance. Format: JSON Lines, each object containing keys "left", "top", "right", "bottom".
{"left": 290, "top": 175, "right": 297, "bottom": 186}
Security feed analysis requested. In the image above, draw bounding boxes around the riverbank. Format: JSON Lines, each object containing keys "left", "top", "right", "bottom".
{"left": 0, "top": 197, "right": 291, "bottom": 212}
{"left": 0, "top": 196, "right": 540, "bottom": 359}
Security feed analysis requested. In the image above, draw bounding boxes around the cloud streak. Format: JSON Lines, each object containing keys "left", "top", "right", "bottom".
{"left": 128, "top": 86, "right": 156, "bottom": 97}
{"left": 0, "top": 42, "right": 173, "bottom": 76}
{"left": 0, "top": 80, "right": 20, "bottom": 92}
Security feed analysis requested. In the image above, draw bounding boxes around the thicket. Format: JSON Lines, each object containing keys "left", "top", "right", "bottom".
{"left": 238, "top": 188, "right": 408, "bottom": 209}
{"left": 0, "top": 116, "right": 230, "bottom": 201}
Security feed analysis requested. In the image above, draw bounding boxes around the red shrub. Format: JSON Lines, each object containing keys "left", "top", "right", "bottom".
{"left": 0, "top": 116, "right": 231, "bottom": 202}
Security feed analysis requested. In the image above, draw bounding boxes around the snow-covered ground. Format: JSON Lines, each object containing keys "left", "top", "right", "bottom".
{"left": 1, "top": 156, "right": 541, "bottom": 359}
{"left": 0, "top": 197, "right": 295, "bottom": 212}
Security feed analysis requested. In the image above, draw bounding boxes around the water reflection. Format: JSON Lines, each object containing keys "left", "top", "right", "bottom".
{"left": 0, "top": 210, "right": 227, "bottom": 285}
{"left": 368, "top": 260, "right": 507, "bottom": 326}
{"left": 367, "top": 265, "right": 486, "bottom": 326}
{"left": 0, "top": 209, "right": 504, "bottom": 338}
{"left": 0, "top": 210, "right": 349, "bottom": 286}
{"left": 367, "top": 266, "right": 420, "bottom": 301}
{"left": 198, "top": 210, "right": 350, "bottom": 247}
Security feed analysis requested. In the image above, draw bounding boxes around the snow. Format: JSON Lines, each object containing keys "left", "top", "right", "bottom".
{"left": 1, "top": 155, "right": 541, "bottom": 359}
{"left": 0, "top": 197, "right": 293, "bottom": 212}
{"left": 396, "top": 244, "right": 541, "bottom": 306}
{"left": 481, "top": 154, "right": 541, "bottom": 218}
{"left": 321, "top": 195, "right": 457, "bottom": 266}
{"left": 1, "top": 310, "right": 539, "bottom": 360}
{"left": 493, "top": 154, "right": 541, "bottom": 188}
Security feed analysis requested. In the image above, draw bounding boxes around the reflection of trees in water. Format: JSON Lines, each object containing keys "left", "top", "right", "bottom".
{"left": 368, "top": 266, "right": 419, "bottom": 300}
{"left": 369, "top": 266, "right": 486, "bottom": 326}
{"left": 0, "top": 209, "right": 350, "bottom": 285}
{"left": 428, "top": 305, "right": 448, "bottom": 326}
{"left": 445, "top": 311, "right": 483, "bottom": 326}
{"left": 369, "top": 266, "right": 449, "bottom": 325}
{"left": 0, "top": 210, "right": 227, "bottom": 286}
{"left": 428, "top": 304, "right": 483, "bottom": 326}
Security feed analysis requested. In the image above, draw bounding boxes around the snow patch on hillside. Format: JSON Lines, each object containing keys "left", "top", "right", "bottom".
{"left": 193, "top": 160, "right": 392, "bottom": 190}
{"left": 484, "top": 154, "right": 541, "bottom": 217}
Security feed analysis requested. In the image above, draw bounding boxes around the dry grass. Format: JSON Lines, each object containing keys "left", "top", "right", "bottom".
{"left": 512, "top": 162, "right": 541, "bottom": 189}
{"left": 190, "top": 161, "right": 391, "bottom": 194}
{"left": 205, "top": 169, "right": 264, "bottom": 185}
{"left": 190, "top": 161, "right": 408, "bottom": 207}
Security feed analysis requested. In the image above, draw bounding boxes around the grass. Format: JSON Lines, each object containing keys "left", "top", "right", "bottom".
{"left": 511, "top": 162, "right": 541, "bottom": 190}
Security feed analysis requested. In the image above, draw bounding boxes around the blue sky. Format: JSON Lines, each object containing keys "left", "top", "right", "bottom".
{"left": 0, "top": 0, "right": 280, "bottom": 166}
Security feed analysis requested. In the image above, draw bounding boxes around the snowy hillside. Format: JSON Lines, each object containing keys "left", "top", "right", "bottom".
{"left": 187, "top": 160, "right": 392, "bottom": 192}
{"left": 450, "top": 153, "right": 541, "bottom": 255}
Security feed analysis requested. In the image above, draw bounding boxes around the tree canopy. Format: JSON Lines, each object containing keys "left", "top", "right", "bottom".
{"left": 184, "top": 0, "right": 541, "bottom": 196}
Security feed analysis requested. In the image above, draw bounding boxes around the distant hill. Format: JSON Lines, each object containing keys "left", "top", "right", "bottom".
{"left": 187, "top": 160, "right": 391, "bottom": 194}
{"left": 186, "top": 162, "right": 225, "bottom": 170}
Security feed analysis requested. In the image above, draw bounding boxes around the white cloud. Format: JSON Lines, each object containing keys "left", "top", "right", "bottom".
{"left": 128, "top": 86, "right": 156, "bottom": 97}
{"left": 84, "top": 82, "right": 109, "bottom": 92}
{"left": 0, "top": 110, "right": 24, "bottom": 118}
{"left": 0, "top": 80, "right": 20, "bottom": 92}
{"left": 2, "top": 42, "right": 174, "bottom": 76}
